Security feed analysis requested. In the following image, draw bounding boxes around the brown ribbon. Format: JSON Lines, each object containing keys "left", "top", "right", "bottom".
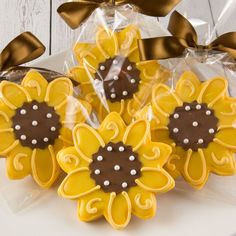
{"left": 0, "top": 32, "right": 46, "bottom": 71}
{"left": 57, "top": 0, "right": 181, "bottom": 29}
{"left": 139, "top": 11, "right": 236, "bottom": 60}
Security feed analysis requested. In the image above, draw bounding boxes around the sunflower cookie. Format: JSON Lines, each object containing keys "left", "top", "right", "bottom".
{"left": 0, "top": 71, "right": 91, "bottom": 188}
{"left": 70, "top": 25, "right": 169, "bottom": 124}
{"left": 57, "top": 112, "right": 174, "bottom": 229}
{"left": 137, "top": 71, "right": 236, "bottom": 189}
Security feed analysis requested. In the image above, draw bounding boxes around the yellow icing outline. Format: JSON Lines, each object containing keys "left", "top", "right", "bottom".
{"left": 134, "top": 193, "right": 154, "bottom": 210}
{"left": 13, "top": 153, "right": 28, "bottom": 171}
{"left": 0, "top": 111, "right": 10, "bottom": 122}
{"left": 0, "top": 140, "right": 19, "bottom": 155}
{"left": 24, "top": 79, "right": 42, "bottom": 96}
{"left": 86, "top": 198, "right": 102, "bottom": 214}
{"left": 143, "top": 147, "right": 160, "bottom": 161}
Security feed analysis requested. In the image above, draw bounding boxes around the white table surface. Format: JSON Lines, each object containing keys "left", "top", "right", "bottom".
{"left": 0, "top": 38, "right": 236, "bottom": 236}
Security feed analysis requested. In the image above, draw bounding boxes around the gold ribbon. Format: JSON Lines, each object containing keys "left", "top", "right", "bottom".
{"left": 0, "top": 32, "right": 45, "bottom": 71}
{"left": 57, "top": 0, "right": 181, "bottom": 29}
{"left": 139, "top": 11, "right": 236, "bottom": 60}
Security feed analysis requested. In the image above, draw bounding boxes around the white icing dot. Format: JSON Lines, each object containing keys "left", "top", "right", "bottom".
{"left": 114, "top": 165, "right": 120, "bottom": 171}
{"left": 198, "top": 139, "right": 204, "bottom": 144}
{"left": 32, "top": 120, "right": 38, "bottom": 126}
{"left": 122, "top": 182, "right": 128, "bottom": 188}
{"left": 20, "top": 109, "right": 26, "bottom": 115}
{"left": 97, "top": 155, "right": 103, "bottom": 161}
{"left": 33, "top": 105, "right": 38, "bottom": 110}
{"left": 173, "top": 113, "right": 179, "bottom": 119}
{"left": 173, "top": 128, "right": 179, "bottom": 133}
{"left": 107, "top": 146, "right": 113, "bottom": 152}
{"left": 130, "top": 169, "right": 137, "bottom": 176}
{"left": 129, "top": 155, "right": 135, "bottom": 161}
{"left": 206, "top": 110, "right": 211, "bottom": 115}
{"left": 183, "top": 138, "right": 189, "bottom": 144}
{"left": 50, "top": 126, "right": 56, "bottom": 131}
{"left": 192, "top": 121, "right": 198, "bottom": 127}
{"left": 122, "top": 91, "right": 128, "bottom": 96}
{"left": 94, "top": 169, "right": 100, "bottom": 175}
{"left": 119, "top": 146, "right": 125, "bottom": 152}
{"left": 46, "top": 113, "right": 52, "bottom": 118}
{"left": 15, "top": 125, "right": 21, "bottom": 130}
{"left": 20, "top": 135, "right": 26, "bottom": 140}
{"left": 209, "top": 128, "right": 215, "bottom": 134}
{"left": 113, "top": 59, "right": 118, "bottom": 65}
{"left": 113, "top": 75, "right": 119, "bottom": 81}
{"left": 185, "top": 105, "right": 191, "bottom": 111}
{"left": 130, "top": 79, "right": 136, "bottom": 84}
{"left": 43, "top": 137, "right": 49, "bottom": 142}
{"left": 100, "top": 65, "right": 105, "bottom": 71}
{"left": 196, "top": 104, "right": 202, "bottom": 110}
{"left": 104, "top": 180, "right": 110, "bottom": 186}
{"left": 127, "top": 65, "right": 132, "bottom": 71}
{"left": 31, "top": 139, "right": 37, "bottom": 145}
{"left": 111, "top": 93, "right": 116, "bottom": 99}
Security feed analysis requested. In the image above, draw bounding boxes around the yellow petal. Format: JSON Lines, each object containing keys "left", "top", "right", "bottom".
{"left": 31, "top": 145, "right": 59, "bottom": 188}
{"left": 123, "top": 119, "right": 150, "bottom": 151}
{"left": 57, "top": 147, "right": 89, "bottom": 174}
{"left": 128, "top": 186, "right": 156, "bottom": 219}
{"left": 0, "top": 129, "right": 18, "bottom": 155}
{"left": 74, "top": 42, "right": 106, "bottom": 69}
{"left": 77, "top": 189, "right": 109, "bottom": 222}
{"left": 0, "top": 102, "right": 14, "bottom": 129}
{"left": 58, "top": 167, "right": 99, "bottom": 199}
{"left": 118, "top": 25, "right": 140, "bottom": 60}
{"left": 0, "top": 81, "right": 31, "bottom": 109}
{"left": 176, "top": 71, "right": 201, "bottom": 102}
{"left": 6, "top": 144, "right": 32, "bottom": 179}
{"left": 70, "top": 66, "right": 90, "bottom": 84}
{"left": 104, "top": 192, "right": 131, "bottom": 230}
{"left": 152, "top": 83, "right": 182, "bottom": 117}
{"left": 204, "top": 141, "right": 236, "bottom": 175}
{"left": 21, "top": 71, "right": 48, "bottom": 102}
{"left": 212, "top": 97, "right": 236, "bottom": 127}
{"left": 183, "top": 149, "right": 209, "bottom": 189}
{"left": 98, "top": 112, "right": 126, "bottom": 143}
{"left": 198, "top": 77, "right": 228, "bottom": 107}
{"left": 138, "top": 142, "right": 172, "bottom": 168}
{"left": 96, "top": 27, "right": 118, "bottom": 59}
{"left": 45, "top": 77, "right": 73, "bottom": 109}
{"left": 151, "top": 128, "right": 173, "bottom": 145}
{"left": 73, "top": 124, "right": 105, "bottom": 162}
{"left": 136, "top": 167, "right": 175, "bottom": 193}
{"left": 214, "top": 127, "right": 236, "bottom": 150}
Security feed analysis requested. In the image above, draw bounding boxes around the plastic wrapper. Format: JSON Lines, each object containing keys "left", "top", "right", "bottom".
{"left": 136, "top": 6, "right": 236, "bottom": 204}
{"left": 64, "top": 3, "right": 171, "bottom": 124}
{"left": 0, "top": 68, "right": 92, "bottom": 212}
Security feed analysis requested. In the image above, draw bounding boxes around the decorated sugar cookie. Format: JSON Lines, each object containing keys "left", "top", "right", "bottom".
{"left": 57, "top": 112, "right": 174, "bottom": 229}
{"left": 137, "top": 71, "right": 236, "bottom": 189}
{"left": 0, "top": 71, "right": 91, "bottom": 188}
{"left": 70, "top": 25, "right": 169, "bottom": 124}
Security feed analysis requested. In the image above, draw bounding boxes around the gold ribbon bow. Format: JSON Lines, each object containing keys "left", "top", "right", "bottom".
{"left": 57, "top": 0, "right": 181, "bottom": 29}
{"left": 0, "top": 32, "right": 46, "bottom": 71}
{"left": 138, "top": 11, "right": 236, "bottom": 60}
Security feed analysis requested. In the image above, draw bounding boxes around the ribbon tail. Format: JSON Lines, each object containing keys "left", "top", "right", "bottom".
{"left": 138, "top": 36, "right": 187, "bottom": 61}
{"left": 57, "top": 2, "right": 100, "bottom": 29}
{"left": 0, "top": 32, "right": 45, "bottom": 71}
{"left": 210, "top": 32, "right": 236, "bottom": 59}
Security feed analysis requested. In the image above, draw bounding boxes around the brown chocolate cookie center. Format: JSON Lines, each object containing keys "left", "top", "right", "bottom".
{"left": 94, "top": 56, "right": 141, "bottom": 102}
{"left": 12, "top": 101, "right": 61, "bottom": 149}
{"left": 89, "top": 142, "right": 142, "bottom": 194}
{"left": 168, "top": 101, "right": 218, "bottom": 151}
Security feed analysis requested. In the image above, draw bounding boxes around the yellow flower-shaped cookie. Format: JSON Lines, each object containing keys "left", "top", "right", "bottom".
{"left": 138, "top": 71, "right": 236, "bottom": 189}
{"left": 0, "top": 71, "right": 91, "bottom": 188}
{"left": 57, "top": 112, "right": 174, "bottom": 229}
{"left": 70, "top": 25, "right": 169, "bottom": 124}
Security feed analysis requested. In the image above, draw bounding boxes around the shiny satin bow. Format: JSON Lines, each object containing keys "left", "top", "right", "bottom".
{"left": 57, "top": 0, "right": 181, "bottom": 29}
{"left": 0, "top": 32, "right": 67, "bottom": 83}
{"left": 0, "top": 32, "right": 45, "bottom": 71}
{"left": 138, "top": 11, "right": 236, "bottom": 61}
